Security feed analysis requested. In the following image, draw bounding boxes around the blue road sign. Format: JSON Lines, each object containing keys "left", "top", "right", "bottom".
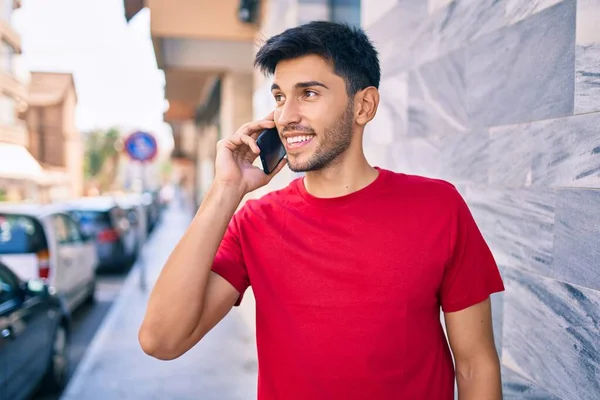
{"left": 124, "top": 131, "right": 158, "bottom": 162}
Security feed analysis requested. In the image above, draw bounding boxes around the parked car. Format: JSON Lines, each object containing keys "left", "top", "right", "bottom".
{"left": 0, "top": 204, "right": 97, "bottom": 313}
{"left": 0, "top": 261, "right": 70, "bottom": 400}
{"left": 66, "top": 196, "right": 138, "bottom": 272}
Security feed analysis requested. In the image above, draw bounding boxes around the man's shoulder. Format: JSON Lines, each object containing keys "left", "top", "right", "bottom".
{"left": 384, "top": 169, "right": 460, "bottom": 200}
{"left": 378, "top": 170, "right": 465, "bottom": 224}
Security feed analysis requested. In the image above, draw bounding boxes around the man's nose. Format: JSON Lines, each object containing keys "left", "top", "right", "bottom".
{"left": 277, "top": 99, "right": 301, "bottom": 128}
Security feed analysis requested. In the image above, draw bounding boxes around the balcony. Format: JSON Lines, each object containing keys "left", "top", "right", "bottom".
{"left": 0, "top": 119, "right": 28, "bottom": 147}
{"left": 148, "top": 0, "right": 257, "bottom": 42}
{"left": 0, "top": 19, "right": 21, "bottom": 53}
{"left": 164, "top": 100, "right": 197, "bottom": 122}
{"left": 160, "top": 37, "right": 254, "bottom": 72}
{"left": 0, "top": 70, "right": 28, "bottom": 102}
{"left": 163, "top": 69, "right": 218, "bottom": 123}
{"left": 124, "top": 0, "right": 259, "bottom": 113}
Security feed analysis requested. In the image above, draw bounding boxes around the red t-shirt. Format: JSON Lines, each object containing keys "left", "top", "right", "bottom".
{"left": 212, "top": 167, "right": 504, "bottom": 400}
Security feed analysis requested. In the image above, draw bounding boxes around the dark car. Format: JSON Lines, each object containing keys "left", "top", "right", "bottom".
{"left": 0, "top": 261, "right": 70, "bottom": 400}
{"left": 65, "top": 196, "right": 138, "bottom": 272}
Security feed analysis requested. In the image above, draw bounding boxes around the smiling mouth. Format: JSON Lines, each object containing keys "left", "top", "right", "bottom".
{"left": 285, "top": 135, "right": 315, "bottom": 149}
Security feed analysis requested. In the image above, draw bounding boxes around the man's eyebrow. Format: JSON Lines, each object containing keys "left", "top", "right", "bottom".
{"left": 270, "top": 81, "right": 329, "bottom": 91}
{"left": 296, "top": 81, "right": 329, "bottom": 89}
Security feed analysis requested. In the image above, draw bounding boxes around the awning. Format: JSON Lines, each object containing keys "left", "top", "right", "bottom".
{"left": 38, "top": 168, "right": 70, "bottom": 186}
{"left": 0, "top": 143, "right": 45, "bottom": 182}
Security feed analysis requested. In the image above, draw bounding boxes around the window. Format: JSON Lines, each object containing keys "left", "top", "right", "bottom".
{"left": 330, "top": 0, "right": 361, "bottom": 26}
{"left": 62, "top": 215, "right": 82, "bottom": 243}
{"left": 0, "top": 214, "right": 48, "bottom": 254}
{"left": 0, "top": 95, "right": 16, "bottom": 125}
{"left": 0, "top": 264, "right": 20, "bottom": 304}
{"left": 51, "top": 215, "right": 70, "bottom": 245}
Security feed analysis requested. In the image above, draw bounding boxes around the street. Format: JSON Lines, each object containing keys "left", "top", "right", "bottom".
{"left": 0, "top": 203, "right": 257, "bottom": 400}
{"left": 32, "top": 273, "right": 129, "bottom": 400}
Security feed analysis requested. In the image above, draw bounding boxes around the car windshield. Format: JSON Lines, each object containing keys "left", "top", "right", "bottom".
{"left": 69, "top": 209, "right": 115, "bottom": 236}
{"left": 71, "top": 210, "right": 112, "bottom": 224}
{"left": 0, "top": 214, "right": 47, "bottom": 254}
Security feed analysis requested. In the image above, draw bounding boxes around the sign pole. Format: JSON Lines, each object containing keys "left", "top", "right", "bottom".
{"left": 139, "top": 160, "right": 147, "bottom": 292}
{"left": 122, "top": 131, "right": 158, "bottom": 293}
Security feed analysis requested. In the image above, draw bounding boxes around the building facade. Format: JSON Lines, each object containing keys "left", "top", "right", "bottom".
{"left": 24, "top": 71, "right": 84, "bottom": 202}
{"left": 125, "top": 0, "right": 600, "bottom": 397}
{"left": 358, "top": 1, "right": 600, "bottom": 398}
{"left": 124, "top": 0, "right": 258, "bottom": 211}
{"left": 0, "top": 0, "right": 43, "bottom": 202}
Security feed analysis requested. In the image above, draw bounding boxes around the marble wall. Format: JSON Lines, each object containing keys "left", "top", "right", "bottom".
{"left": 362, "top": 0, "right": 600, "bottom": 398}
{"left": 252, "top": 0, "right": 600, "bottom": 397}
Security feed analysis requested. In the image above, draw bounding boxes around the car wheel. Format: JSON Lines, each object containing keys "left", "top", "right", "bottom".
{"left": 40, "top": 324, "right": 69, "bottom": 394}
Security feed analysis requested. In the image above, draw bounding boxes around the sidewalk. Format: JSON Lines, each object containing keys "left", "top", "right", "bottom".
{"left": 61, "top": 205, "right": 258, "bottom": 400}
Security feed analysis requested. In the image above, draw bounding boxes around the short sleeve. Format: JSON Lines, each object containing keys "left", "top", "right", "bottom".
{"left": 211, "top": 212, "right": 250, "bottom": 306}
{"left": 440, "top": 189, "right": 505, "bottom": 313}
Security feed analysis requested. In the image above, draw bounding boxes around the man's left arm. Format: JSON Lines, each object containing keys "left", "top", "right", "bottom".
{"left": 444, "top": 297, "right": 502, "bottom": 400}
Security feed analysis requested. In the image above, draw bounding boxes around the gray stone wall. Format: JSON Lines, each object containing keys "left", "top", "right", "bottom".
{"left": 252, "top": 0, "right": 599, "bottom": 397}
{"left": 363, "top": 0, "right": 600, "bottom": 398}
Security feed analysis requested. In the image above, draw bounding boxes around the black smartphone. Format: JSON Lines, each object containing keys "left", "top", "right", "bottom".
{"left": 256, "top": 127, "right": 286, "bottom": 175}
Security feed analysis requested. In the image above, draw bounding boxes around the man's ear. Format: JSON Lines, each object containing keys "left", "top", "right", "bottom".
{"left": 354, "top": 87, "right": 380, "bottom": 126}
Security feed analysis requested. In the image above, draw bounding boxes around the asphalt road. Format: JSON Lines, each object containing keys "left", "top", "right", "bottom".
{"left": 32, "top": 272, "right": 128, "bottom": 400}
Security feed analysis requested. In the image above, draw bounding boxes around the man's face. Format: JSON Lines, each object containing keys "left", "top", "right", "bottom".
{"left": 271, "top": 55, "right": 355, "bottom": 172}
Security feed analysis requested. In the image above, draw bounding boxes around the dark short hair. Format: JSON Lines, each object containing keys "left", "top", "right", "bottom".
{"left": 254, "top": 21, "right": 380, "bottom": 95}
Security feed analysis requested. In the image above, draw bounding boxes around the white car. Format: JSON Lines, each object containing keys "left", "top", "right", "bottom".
{"left": 0, "top": 204, "right": 97, "bottom": 313}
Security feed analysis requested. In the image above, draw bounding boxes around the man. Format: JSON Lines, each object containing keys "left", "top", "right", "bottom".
{"left": 139, "top": 21, "right": 504, "bottom": 400}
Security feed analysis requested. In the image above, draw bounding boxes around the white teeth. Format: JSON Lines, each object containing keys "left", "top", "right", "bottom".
{"left": 286, "top": 135, "right": 313, "bottom": 144}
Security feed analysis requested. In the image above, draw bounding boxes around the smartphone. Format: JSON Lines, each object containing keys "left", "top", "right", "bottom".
{"left": 256, "top": 127, "right": 286, "bottom": 175}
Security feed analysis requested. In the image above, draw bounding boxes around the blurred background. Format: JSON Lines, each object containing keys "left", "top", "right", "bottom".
{"left": 0, "top": 0, "right": 598, "bottom": 399}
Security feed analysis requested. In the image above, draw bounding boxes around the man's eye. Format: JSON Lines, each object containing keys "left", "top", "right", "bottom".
{"left": 274, "top": 94, "right": 284, "bottom": 102}
{"left": 304, "top": 90, "right": 317, "bottom": 98}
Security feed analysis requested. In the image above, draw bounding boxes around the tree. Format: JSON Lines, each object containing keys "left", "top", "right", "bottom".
{"left": 83, "top": 127, "right": 122, "bottom": 192}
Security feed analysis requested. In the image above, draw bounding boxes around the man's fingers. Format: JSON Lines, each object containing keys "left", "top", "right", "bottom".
{"left": 220, "top": 134, "right": 258, "bottom": 156}
{"left": 229, "top": 126, "right": 262, "bottom": 145}
{"left": 227, "top": 120, "right": 275, "bottom": 146}
{"left": 240, "top": 119, "right": 275, "bottom": 136}
{"left": 239, "top": 134, "right": 260, "bottom": 154}
{"left": 248, "top": 129, "right": 266, "bottom": 139}
{"left": 222, "top": 118, "right": 277, "bottom": 156}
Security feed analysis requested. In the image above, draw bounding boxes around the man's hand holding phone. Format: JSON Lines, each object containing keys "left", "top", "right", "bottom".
{"left": 139, "top": 114, "right": 286, "bottom": 360}
{"left": 213, "top": 113, "right": 287, "bottom": 197}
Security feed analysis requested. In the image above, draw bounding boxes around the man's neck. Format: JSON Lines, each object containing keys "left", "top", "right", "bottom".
{"left": 302, "top": 154, "right": 379, "bottom": 199}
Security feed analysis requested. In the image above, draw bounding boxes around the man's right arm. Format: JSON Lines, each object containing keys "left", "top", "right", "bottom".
{"left": 138, "top": 182, "right": 244, "bottom": 360}
{"left": 138, "top": 115, "right": 285, "bottom": 360}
